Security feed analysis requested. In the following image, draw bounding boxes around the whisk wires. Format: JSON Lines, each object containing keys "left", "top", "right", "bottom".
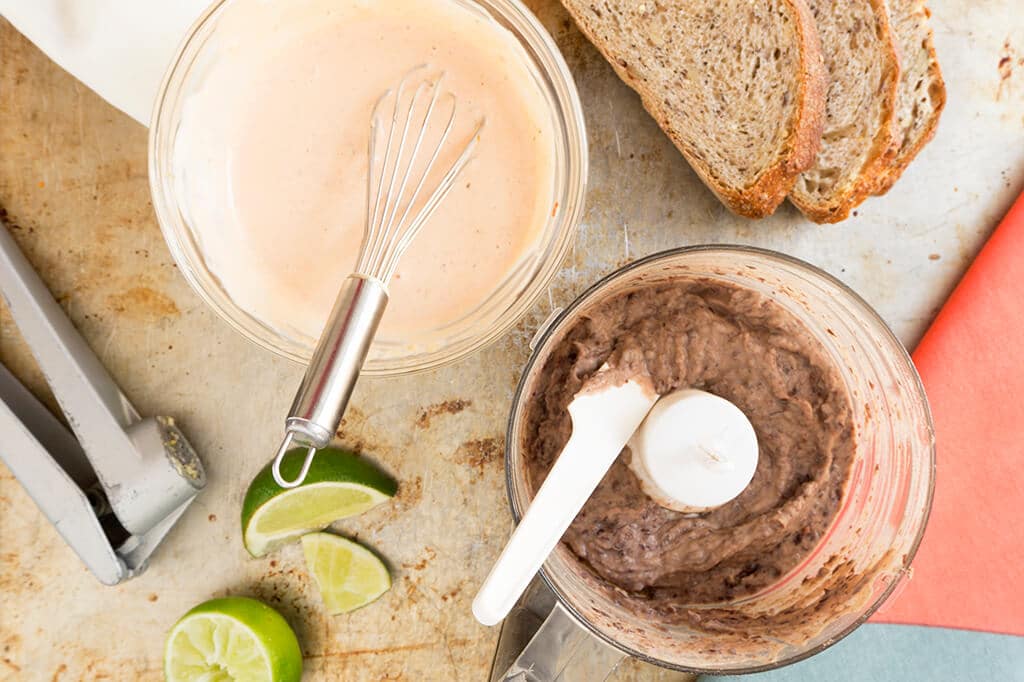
{"left": 356, "top": 67, "right": 484, "bottom": 285}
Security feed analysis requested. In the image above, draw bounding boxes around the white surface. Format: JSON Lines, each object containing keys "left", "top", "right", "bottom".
{"left": 472, "top": 370, "right": 657, "bottom": 626}
{"left": 0, "top": 0, "right": 208, "bottom": 124}
{"left": 628, "top": 389, "right": 758, "bottom": 513}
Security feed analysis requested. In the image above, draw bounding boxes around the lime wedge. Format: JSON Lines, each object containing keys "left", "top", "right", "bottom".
{"left": 164, "top": 596, "right": 301, "bottom": 682}
{"left": 301, "top": 533, "right": 391, "bottom": 614}
{"left": 242, "top": 447, "right": 396, "bottom": 557}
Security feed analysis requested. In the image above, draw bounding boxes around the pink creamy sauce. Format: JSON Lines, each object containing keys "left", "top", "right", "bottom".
{"left": 174, "top": 0, "right": 556, "bottom": 345}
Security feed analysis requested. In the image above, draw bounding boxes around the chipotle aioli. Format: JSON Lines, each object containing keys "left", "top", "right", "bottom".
{"left": 173, "top": 0, "right": 556, "bottom": 345}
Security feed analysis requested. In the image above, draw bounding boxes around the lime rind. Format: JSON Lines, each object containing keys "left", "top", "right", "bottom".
{"left": 241, "top": 448, "right": 396, "bottom": 557}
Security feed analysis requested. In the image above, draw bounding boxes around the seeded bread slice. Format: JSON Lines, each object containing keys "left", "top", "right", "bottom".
{"left": 873, "top": 0, "right": 946, "bottom": 194}
{"left": 559, "top": 0, "right": 826, "bottom": 219}
{"left": 789, "top": 0, "right": 901, "bottom": 223}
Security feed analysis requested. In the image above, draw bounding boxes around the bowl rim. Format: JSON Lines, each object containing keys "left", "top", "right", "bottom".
{"left": 147, "top": 0, "right": 588, "bottom": 375}
{"left": 504, "top": 244, "right": 937, "bottom": 675}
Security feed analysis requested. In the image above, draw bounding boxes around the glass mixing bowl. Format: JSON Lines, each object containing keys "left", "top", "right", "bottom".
{"left": 149, "top": 0, "right": 586, "bottom": 374}
{"left": 504, "top": 246, "right": 935, "bottom": 675}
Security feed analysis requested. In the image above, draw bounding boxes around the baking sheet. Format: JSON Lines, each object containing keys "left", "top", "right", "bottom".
{"left": 1, "top": 1, "right": 1022, "bottom": 679}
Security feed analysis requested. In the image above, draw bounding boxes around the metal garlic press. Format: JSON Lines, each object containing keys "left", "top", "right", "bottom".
{"left": 0, "top": 222, "right": 205, "bottom": 585}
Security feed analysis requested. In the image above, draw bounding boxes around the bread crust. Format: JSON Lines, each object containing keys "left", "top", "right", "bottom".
{"left": 789, "top": 0, "right": 901, "bottom": 223}
{"left": 872, "top": 0, "right": 946, "bottom": 195}
{"left": 561, "top": 0, "right": 827, "bottom": 219}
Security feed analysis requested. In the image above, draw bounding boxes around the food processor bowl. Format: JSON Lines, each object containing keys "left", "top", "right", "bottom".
{"left": 504, "top": 246, "right": 935, "bottom": 675}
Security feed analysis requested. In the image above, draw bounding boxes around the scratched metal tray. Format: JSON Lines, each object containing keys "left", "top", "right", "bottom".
{"left": 1, "top": 2, "right": 1022, "bottom": 679}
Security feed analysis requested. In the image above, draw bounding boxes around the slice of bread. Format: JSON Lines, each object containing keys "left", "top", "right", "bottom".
{"left": 873, "top": 0, "right": 946, "bottom": 194}
{"left": 789, "top": 0, "right": 901, "bottom": 223}
{"left": 559, "top": 0, "right": 826, "bottom": 219}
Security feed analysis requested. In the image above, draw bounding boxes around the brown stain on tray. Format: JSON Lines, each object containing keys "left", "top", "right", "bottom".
{"left": 415, "top": 399, "right": 470, "bottom": 429}
{"left": 393, "top": 475, "right": 423, "bottom": 512}
{"left": 997, "top": 39, "right": 1019, "bottom": 100}
{"left": 1, "top": 632, "right": 22, "bottom": 674}
{"left": 401, "top": 546, "right": 437, "bottom": 571}
{"left": 453, "top": 437, "right": 503, "bottom": 479}
{"left": 0, "top": 550, "right": 41, "bottom": 596}
{"left": 334, "top": 405, "right": 398, "bottom": 464}
{"left": 106, "top": 286, "right": 180, "bottom": 320}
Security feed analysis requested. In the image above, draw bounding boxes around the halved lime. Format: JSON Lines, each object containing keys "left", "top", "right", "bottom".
{"left": 242, "top": 447, "right": 396, "bottom": 557}
{"left": 301, "top": 533, "right": 391, "bottom": 614}
{"left": 164, "top": 596, "right": 302, "bottom": 682}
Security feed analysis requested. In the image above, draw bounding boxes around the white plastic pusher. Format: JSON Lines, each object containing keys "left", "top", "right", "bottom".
{"left": 473, "top": 364, "right": 658, "bottom": 626}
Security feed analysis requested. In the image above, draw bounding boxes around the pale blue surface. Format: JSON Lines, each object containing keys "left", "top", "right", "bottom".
{"left": 704, "top": 624, "right": 1024, "bottom": 681}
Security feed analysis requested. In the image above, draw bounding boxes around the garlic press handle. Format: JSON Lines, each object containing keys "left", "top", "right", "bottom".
{"left": 0, "top": 222, "right": 204, "bottom": 535}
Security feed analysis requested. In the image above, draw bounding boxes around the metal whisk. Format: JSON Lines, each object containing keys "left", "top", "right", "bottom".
{"left": 270, "top": 67, "right": 484, "bottom": 488}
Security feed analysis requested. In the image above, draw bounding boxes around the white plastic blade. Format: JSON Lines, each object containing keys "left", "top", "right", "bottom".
{"left": 473, "top": 375, "right": 657, "bottom": 626}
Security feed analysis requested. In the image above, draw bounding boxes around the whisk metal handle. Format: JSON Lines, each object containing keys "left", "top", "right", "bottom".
{"left": 271, "top": 274, "right": 388, "bottom": 488}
